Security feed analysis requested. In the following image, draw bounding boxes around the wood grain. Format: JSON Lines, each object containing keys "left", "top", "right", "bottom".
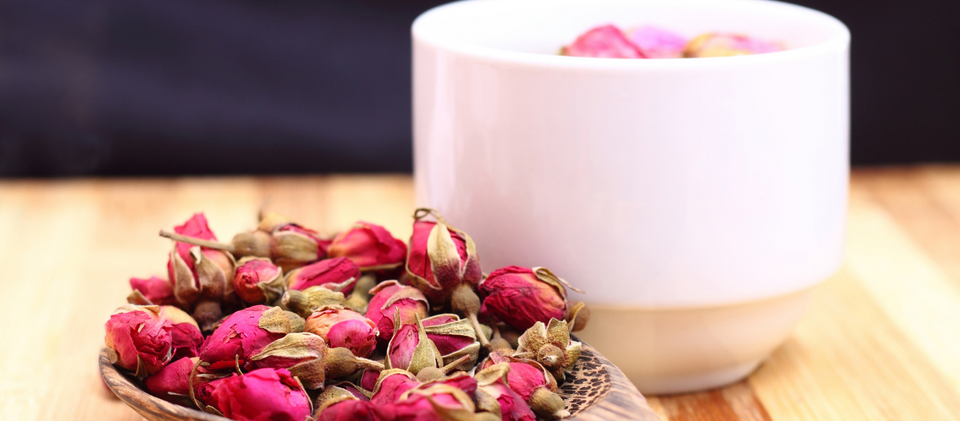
{"left": 3, "top": 167, "right": 960, "bottom": 420}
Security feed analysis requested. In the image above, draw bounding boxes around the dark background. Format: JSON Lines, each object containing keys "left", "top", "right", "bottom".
{"left": 1, "top": 0, "right": 957, "bottom": 177}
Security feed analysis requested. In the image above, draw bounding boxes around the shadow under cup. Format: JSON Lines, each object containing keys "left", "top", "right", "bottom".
{"left": 413, "top": 0, "right": 849, "bottom": 394}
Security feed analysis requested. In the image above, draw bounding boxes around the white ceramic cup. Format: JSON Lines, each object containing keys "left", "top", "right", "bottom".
{"left": 413, "top": 0, "right": 849, "bottom": 394}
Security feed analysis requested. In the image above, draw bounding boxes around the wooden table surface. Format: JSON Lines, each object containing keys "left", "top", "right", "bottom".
{"left": 2, "top": 166, "right": 960, "bottom": 421}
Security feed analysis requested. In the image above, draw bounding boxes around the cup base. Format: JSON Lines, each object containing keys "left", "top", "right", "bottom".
{"left": 574, "top": 286, "right": 816, "bottom": 395}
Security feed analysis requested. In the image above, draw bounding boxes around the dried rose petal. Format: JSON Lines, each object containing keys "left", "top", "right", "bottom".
{"left": 684, "top": 33, "right": 782, "bottom": 57}
{"left": 104, "top": 306, "right": 173, "bottom": 376}
{"left": 628, "top": 26, "right": 688, "bottom": 58}
{"left": 562, "top": 24, "right": 644, "bottom": 58}
{"left": 328, "top": 222, "right": 407, "bottom": 271}
{"left": 129, "top": 276, "right": 174, "bottom": 306}
{"left": 286, "top": 257, "right": 360, "bottom": 294}
{"left": 206, "top": 368, "right": 311, "bottom": 421}
{"left": 170, "top": 322, "right": 203, "bottom": 360}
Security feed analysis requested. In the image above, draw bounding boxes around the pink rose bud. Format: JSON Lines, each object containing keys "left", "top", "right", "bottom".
{"left": 199, "top": 306, "right": 291, "bottom": 370}
{"left": 317, "top": 399, "right": 380, "bottom": 421}
{"left": 305, "top": 307, "right": 378, "bottom": 358}
{"left": 482, "top": 353, "right": 568, "bottom": 420}
{"left": 628, "top": 26, "right": 688, "bottom": 58}
{"left": 475, "top": 363, "right": 537, "bottom": 421}
{"left": 684, "top": 33, "right": 782, "bottom": 58}
{"left": 269, "top": 221, "right": 331, "bottom": 273}
{"left": 376, "top": 382, "right": 476, "bottom": 421}
{"left": 205, "top": 368, "right": 311, "bottom": 421}
{"left": 406, "top": 209, "right": 487, "bottom": 346}
{"left": 328, "top": 222, "right": 407, "bottom": 271}
{"left": 129, "top": 276, "right": 174, "bottom": 305}
{"left": 479, "top": 266, "right": 570, "bottom": 331}
{"left": 562, "top": 24, "right": 644, "bottom": 58}
{"left": 422, "top": 314, "right": 482, "bottom": 371}
{"left": 365, "top": 281, "right": 429, "bottom": 341}
{"left": 370, "top": 371, "right": 420, "bottom": 406}
{"left": 387, "top": 324, "right": 420, "bottom": 372}
{"left": 233, "top": 257, "right": 284, "bottom": 304}
{"left": 104, "top": 306, "right": 173, "bottom": 377}
{"left": 285, "top": 257, "right": 360, "bottom": 294}
{"left": 170, "top": 322, "right": 204, "bottom": 360}
{"left": 144, "top": 356, "right": 198, "bottom": 400}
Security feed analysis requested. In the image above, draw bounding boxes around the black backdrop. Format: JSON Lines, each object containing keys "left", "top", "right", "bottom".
{"left": 1, "top": 0, "right": 957, "bottom": 177}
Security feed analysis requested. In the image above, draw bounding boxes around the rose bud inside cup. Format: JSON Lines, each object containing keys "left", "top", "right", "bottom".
{"left": 365, "top": 280, "right": 429, "bottom": 341}
{"left": 305, "top": 306, "right": 378, "bottom": 358}
{"left": 104, "top": 306, "right": 174, "bottom": 377}
{"left": 285, "top": 257, "right": 360, "bottom": 294}
{"left": 233, "top": 257, "right": 284, "bottom": 305}
{"left": 204, "top": 368, "right": 311, "bottom": 421}
{"left": 128, "top": 276, "right": 174, "bottom": 306}
{"left": 628, "top": 25, "right": 688, "bottom": 58}
{"left": 327, "top": 221, "right": 407, "bottom": 271}
{"left": 561, "top": 24, "right": 644, "bottom": 58}
{"left": 684, "top": 33, "right": 782, "bottom": 57}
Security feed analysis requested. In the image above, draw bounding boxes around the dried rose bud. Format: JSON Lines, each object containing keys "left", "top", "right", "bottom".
{"left": 304, "top": 307, "right": 378, "bottom": 358}
{"left": 628, "top": 26, "right": 688, "bottom": 58}
{"left": 233, "top": 257, "right": 284, "bottom": 305}
{"left": 328, "top": 222, "right": 407, "bottom": 271}
{"left": 198, "top": 306, "right": 293, "bottom": 370}
{"left": 164, "top": 213, "right": 236, "bottom": 306}
{"left": 285, "top": 257, "right": 360, "bottom": 294}
{"left": 317, "top": 399, "right": 379, "bottom": 421}
{"left": 421, "top": 314, "right": 482, "bottom": 371}
{"left": 129, "top": 276, "right": 174, "bottom": 306}
{"left": 365, "top": 280, "right": 429, "bottom": 341}
{"left": 360, "top": 369, "right": 381, "bottom": 392}
{"left": 104, "top": 306, "right": 173, "bottom": 377}
{"left": 144, "top": 356, "right": 198, "bottom": 400}
{"left": 514, "top": 318, "right": 581, "bottom": 383}
{"left": 684, "top": 33, "right": 782, "bottom": 58}
{"left": 315, "top": 386, "right": 378, "bottom": 421}
{"left": 561, "top": 24, "right": 644, "bottom": 58}
{"left": 378, "top": 382, "right": 476, "bottom": 421}
{"left": 474, "top": 363, "right": 537, "bottom": 421}
{"left": 251, "top": 332, "right": 385, "bottom": 390}
{"left": 370, "top": 370, "right": 420, "bottom": 406}
{"left": 406, "top": 209, "right": 487, "bottom": 346}
{"left": 282, "top": 286, "right": 347, "bottom": 318}
{"left": 155, "top": 305, "right": 204, "bottom": 359}
{"left": 385, "top": 314, "right": 443, "bottom": 376}
{"left": 479, "top": 266, "right": 585, "bottom": 332}
{"left": 204, "top": 368, "right": 311, "bottom": 421}
{"left": 481, "top": 353, "right": 568, "bottom": 420}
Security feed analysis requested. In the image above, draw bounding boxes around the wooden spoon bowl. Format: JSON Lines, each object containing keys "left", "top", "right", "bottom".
{"left": 99, "top": 337, "right": 658, "bottom": 421}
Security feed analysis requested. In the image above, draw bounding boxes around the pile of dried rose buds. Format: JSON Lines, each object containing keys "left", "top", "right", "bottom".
{"left": 562, "top": 24, "right": 782, "bottom": 59}
{"left": 104, "top": 208, "right": 590, "bottom": 421}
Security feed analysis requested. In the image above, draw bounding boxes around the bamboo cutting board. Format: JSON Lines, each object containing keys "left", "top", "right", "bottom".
{"left": 2, "top": 167, "right": 960, "bottom": 420}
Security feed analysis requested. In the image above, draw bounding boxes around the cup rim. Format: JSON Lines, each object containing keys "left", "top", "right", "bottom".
{"left": 413, "top": 0, "right": 850, "bottom": 69}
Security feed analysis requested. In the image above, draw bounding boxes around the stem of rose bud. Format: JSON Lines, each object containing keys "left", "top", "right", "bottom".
{"left": 159, "top": 230, "right": 236, "bottom": 252}
{"left": 440, "top": 354, "right": 471, "bottom": 374}
{"left": 467, "top": 312, "right": 491, "bottom": 348}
